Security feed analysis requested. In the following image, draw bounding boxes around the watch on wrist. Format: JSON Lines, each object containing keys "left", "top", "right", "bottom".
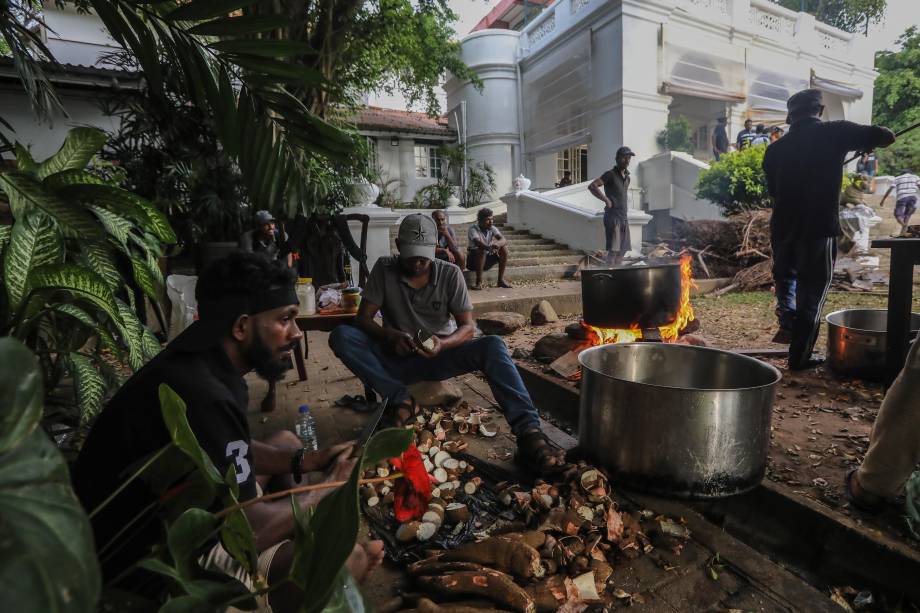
{"left": 291, "top": 447, "right": 306, "bottom": 484}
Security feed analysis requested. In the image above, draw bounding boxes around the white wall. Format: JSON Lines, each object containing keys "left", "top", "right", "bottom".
{"left": 44, "top": 4, "right": 120, "bottom": 67}
{"left": 0, "top": 88, "right": 121, "bottom": 161}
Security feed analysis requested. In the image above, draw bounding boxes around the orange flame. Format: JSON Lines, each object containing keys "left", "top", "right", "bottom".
{"left": 583, "top": 254, "right": 696, "bottom": 346}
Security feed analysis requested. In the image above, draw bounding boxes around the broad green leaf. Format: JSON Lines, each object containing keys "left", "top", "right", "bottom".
{"left": 208, "top": 40, "right": 316, "bottom": 58}
{"left": 0, "top": 338, "right": 42, "bottom": 454}
{"left": 65, "top": 352, "right": 107, "bottom": 426}
{"left": 28, "top": 264, "right": 121, "bottom": 327}
{"left": 67, "top": 184, "right": 176, "bottom": 245}
{"left": 36, "top": 127, "right": 107, "bottom": 179}
{"left": 138, "top": 557, "right": 181, "bottom": 581}
{"left": 361, "top": 427, "right": 414, "bottom": 470}
{"left": 43, "top": 169, "right": 107, "bottom": 190}
{"left": 4, "top": 210, "right": 63, "bottom": 309}
{"left": 167, "top": 508, "right": 220, "bottom": 578}
{"left": 78, "top": 240, "right": 123, "bottom": 291}
{"left": 87, "top": 204, "right": 134, "bottom": 249}
{"left": 159, "top": 384, "right": 224, "bottom": 487}
{"left": 167, "top": 0, "right": 262, "bottom": 21}
{"left": 0, "top": 224, "right": 11, "bottom": 255}
{"left": 116, "top": 299, "right": 148, "bottom": 371}
{"left": 189, "top": 14, "right": 291, "bottom": 36}
{"left": 132, "top": 255, "right": 160, "bottom": 302}
{"left": 55, "top": 303, "right": 97, "bottom": 327}
{"left": 0, "top": 172, "right": 103, "bottom": 239}
{"left": 0, "top": 428, "right": 101, "bottom": 611}
{"left": 220, "top": 506, "right": 260, "bottom": 586}
{"left": 141, "top": 326, "right": 163, "bottom": 362}
{"left": 14, "top": 144, "right": 37, "bottom": 175}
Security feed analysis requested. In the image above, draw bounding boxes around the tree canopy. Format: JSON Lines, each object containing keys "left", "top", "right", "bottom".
{"left": 873, "top": 26, "right": 920, "bottom": 174}
{"left": 771, "top": 0, "right": 886, "bottom": 33}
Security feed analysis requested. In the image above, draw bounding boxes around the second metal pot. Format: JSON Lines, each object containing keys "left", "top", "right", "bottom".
{"left": 826, "top": 309, "right": 920, "bottom": 380}
{"left": 581, "top": 263, "right": 681, "bottom": 329}
{"left": 578, "top": 343, "right": 781, "bottom": 498}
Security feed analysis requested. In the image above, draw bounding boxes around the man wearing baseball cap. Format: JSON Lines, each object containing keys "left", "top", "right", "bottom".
{"left": 763, "top": 89, "right": 895, "bottom": 369}
{"left": 239, "top": 209, "right": 291, "bottom": 266}
{"left": 329, "top": 214, "right": 565, "bottom": 474}
{"left": 589, "top": 146, "right": 635, "bottom": 264}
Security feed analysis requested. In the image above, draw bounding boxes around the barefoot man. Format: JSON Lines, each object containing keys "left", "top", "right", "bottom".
{"left": 73, "top": 252, "right": 382, "bottom": 611}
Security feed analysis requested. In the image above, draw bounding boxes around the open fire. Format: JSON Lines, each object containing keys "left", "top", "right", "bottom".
{"left": 582, "top": 254, "right": 697, "bottom": 346}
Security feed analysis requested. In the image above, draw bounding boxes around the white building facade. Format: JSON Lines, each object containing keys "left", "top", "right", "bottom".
{"left": 447, "top": 0, "right": 879, "bottom": 251}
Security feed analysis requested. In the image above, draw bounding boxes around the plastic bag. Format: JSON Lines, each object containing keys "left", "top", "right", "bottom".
{"left": 166, "top": 274, "right": 198, "bottom": 341}
{"left": 839, "top": 205, "right": 882, "bottom": 254}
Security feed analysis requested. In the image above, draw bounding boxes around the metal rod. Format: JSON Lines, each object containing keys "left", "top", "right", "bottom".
{"left": 843, "top": 120, "right": 920, "bottom": 166}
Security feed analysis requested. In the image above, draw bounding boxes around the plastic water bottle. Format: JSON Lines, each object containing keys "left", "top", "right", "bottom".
{"left": 295, "top": 404, "right": 318, "bottom": 451}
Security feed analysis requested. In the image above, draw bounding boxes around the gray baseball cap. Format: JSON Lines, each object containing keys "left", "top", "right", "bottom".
{"left": 397, "top": 213, "right": 437, "bottom": 260}
{"left": 254, "top": 210, "right": 275, "bottom": 225}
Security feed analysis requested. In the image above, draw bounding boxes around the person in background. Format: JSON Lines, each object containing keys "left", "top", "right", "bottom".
{"left": 556, "top": 170, "right": 574, "bottom": 187}
{"left": 762, "top": 88, "right": 895, "bottom": 369}
{"left": 770, "top": 126, "right": 785, "bottom": 143}
{"left": 736, "top": 118, "right": 756, "bottom": 150}
{"left": 711, "top": 116, "right": 730, "bottom": 160}
{"left": 880, "top": 168, "right": 920, "bottom": 236}
{"left": 752, "top": 124, "right": 770, "bottom": 146}
{"left": 589, "top": 146, "right": 635, "bottom": 265}
{"left": 467, "top": 207, "right": 511, "bottom": 289}
{"left": 856, "top": 151, "right": 879, "bottom": 192}
{"left": 431, "top": 209, "right": 465, "bottom": 269}
{"left": 239, "top": 209, "right": 292, "bottom": 267}
{"left": 846, "top": 337, "right": 920, "bottom": 512}
{"left": 329, "top": 214, "right": 565, "bottom": 475}
{"left": 72, "top": 252, "right": 383, "bottom": 610}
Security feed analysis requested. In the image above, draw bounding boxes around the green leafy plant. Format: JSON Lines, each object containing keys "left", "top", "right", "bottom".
{"left": 656, "top": 115, "right": 695, "bottom": 154}
{"left": 0, "top": 127, "right": 175, "bottom": 431}
{"left": 873, "top": 26, "right": 920, "bottom": 175}
{"left": 414, "top": 144, "right": 497, "bottom": 208}
{"left": 771, "top": 0, "right": 886, "bottom": 34}
{"left": 695, "top": 146, "right": 771, "bottom": 216}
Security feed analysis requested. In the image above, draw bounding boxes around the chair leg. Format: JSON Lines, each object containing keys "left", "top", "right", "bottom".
{"left": 294, "top": 335, "right": 307, "bottom": 381}
{"left": 261, "top": 380, "right": 276, "bottom": 412}
{"left": 364, "top": 385, "right": 376, "bottom": 405}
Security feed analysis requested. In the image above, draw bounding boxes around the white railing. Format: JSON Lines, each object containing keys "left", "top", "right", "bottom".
{"left": 815, "top": 22, "right": 851, "bottom": 54}
{"left": 501, "top": 183, "right": 651, "bottom": 255}
{"left": 748, "top": 0, "right": 797, "bottom": 38}
{"left": 684, "top": 0, "right": 730, "bottom": 18}
{"left": 526, "top": 10, "right": 556, "bottom": 47}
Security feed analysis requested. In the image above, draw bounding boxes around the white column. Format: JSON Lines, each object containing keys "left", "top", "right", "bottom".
{"left": 397, "top": 138, "right": 415, "bottom": 202}
{"left": 342, "top": 206, "right": 401, "bottom": 283}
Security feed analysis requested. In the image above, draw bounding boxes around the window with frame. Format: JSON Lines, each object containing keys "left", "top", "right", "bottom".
{"left": 415, "top": 144, "right": 443, "bottom": 178}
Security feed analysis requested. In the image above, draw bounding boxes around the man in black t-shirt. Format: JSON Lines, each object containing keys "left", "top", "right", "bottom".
{"left": 712, "top": 117, "right": 729, "bottom": 160}
{"left": 763, "top": 89, "right": 895, "bottom": 369}
{"left": 589, "top": 146, "right": 635, "bottom": 265}
{"left": 72, "top": 252, "right": 381, "bottom": 610}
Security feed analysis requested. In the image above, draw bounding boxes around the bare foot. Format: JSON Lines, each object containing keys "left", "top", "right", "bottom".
{"left": 345, "top": 540, "right": 384, "bottom": 584}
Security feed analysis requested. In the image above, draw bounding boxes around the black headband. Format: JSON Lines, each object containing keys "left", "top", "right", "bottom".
{"left": 198, "top": 284, "right": 299, "bottom": 323}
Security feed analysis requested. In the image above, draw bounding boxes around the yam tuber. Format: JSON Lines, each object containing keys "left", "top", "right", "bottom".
{"left": 434, "top": 535, "right": 545, "bottom": 580}
{"left": 415, "top": 570, "right": 536, "bottom": 613}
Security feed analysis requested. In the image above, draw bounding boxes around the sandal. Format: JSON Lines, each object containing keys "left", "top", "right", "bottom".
{"left": 386, "top": 397, "right": 422, "bottom": 428}
{"left": 470, "top": 283, "right": 483, "bottom": 291}
{"left": 497, "top": 280, "right": 513, "bottom": 289}
{"left": 515, "top": 429, "right": 567, "bottom": 476}
{"left": 845, "top": 468, "right": 885, "bottom": 513}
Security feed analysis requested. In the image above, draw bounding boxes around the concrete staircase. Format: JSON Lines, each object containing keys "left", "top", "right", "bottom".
{"left": 390, "top": 213, "right": 585, "bottom": 286}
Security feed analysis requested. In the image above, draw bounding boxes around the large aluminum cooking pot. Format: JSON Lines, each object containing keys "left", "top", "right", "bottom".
{"left": 578, "top": 343, "right": 781, "bottom": 498}
{"left": 826, "top": 309, "right": 920, "bottom": 381}
{"left": 581, "top": 263, "right": 681, "bottom": 329}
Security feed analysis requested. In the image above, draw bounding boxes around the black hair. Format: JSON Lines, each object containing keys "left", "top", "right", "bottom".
{"left": 477, "top": 207, "right": 493, "bottom": 222}
{"left": 756, "top": 124, "right": 765, "bottom": 133}
{"left": 196, "top": 251, "right": 296, "bottom": 322}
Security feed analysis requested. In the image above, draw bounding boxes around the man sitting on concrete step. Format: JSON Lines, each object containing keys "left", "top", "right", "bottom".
{"left": 329, "top": 214, "right": 565, "bottom": 475}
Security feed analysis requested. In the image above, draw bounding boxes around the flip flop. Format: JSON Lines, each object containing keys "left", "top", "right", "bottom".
{"left": 335, "top": 394, "right": 378, "bottom": 413}
{"left": 845, "top": 468, "right": 885, "bottom": 513}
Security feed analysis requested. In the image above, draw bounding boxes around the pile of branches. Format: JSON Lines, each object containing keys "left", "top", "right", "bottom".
{"left": 666, "top": 210, "right": 774, "bottom": 291}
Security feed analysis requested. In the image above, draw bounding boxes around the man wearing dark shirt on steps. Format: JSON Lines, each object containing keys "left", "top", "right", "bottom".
{"left": 589, "top": 146, "right": 635, "bottom": 265}
{"left": 763, "top": 89, "right": 895, "bottom": 370}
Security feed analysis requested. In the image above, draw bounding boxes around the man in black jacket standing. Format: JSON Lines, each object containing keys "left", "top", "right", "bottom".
{"left": 763, "top": 89, "right": 895, "bottom": 369}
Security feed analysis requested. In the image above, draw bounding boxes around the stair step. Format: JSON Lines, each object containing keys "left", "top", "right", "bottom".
{"left": 463, "top": 263, "right": 577, "bottom": 285}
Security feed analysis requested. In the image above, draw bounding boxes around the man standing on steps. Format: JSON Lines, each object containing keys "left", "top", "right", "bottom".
{"left": 467, "top": 207, "right": 511, "bottom": 289}
{"left": 763, "top": 89, "right": 895, "bottom": 370}
{"left": 589, "top": 146, "right": 635, "bottom": 265}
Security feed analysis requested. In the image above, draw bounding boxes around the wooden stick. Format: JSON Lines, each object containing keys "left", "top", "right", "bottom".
{"left": 215, "top": 473, "right": 403, "bottom": 519}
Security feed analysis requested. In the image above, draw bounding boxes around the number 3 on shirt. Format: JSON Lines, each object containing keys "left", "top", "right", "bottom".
{"left": 226, "top": 440, "right": 251, "bottom": 484}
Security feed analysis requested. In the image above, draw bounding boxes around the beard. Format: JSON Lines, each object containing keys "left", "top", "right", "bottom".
{"left": 244, "top": 328, "right": 294, "bottom": 382}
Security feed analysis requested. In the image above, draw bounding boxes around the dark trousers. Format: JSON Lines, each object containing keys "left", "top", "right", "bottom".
{"left": 328, "top": 326, "right": 541, "bottom": 436}
{"left": 772, "top": 234, "right": 836, "bottom": 368}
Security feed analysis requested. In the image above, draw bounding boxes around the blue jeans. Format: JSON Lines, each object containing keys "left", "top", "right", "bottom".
{"left": 772, "top": 234, "right": 836, "bottom": 367}
{"left": 328, "top": 326, "right": 540, "bottom": 436}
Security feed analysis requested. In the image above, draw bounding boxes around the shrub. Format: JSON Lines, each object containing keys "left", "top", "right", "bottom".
{"left": 695, "top": 146, "right": 771, "bottom": 216}
{"left": 656, "top": 116, "right": 694, "bottom": 154}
